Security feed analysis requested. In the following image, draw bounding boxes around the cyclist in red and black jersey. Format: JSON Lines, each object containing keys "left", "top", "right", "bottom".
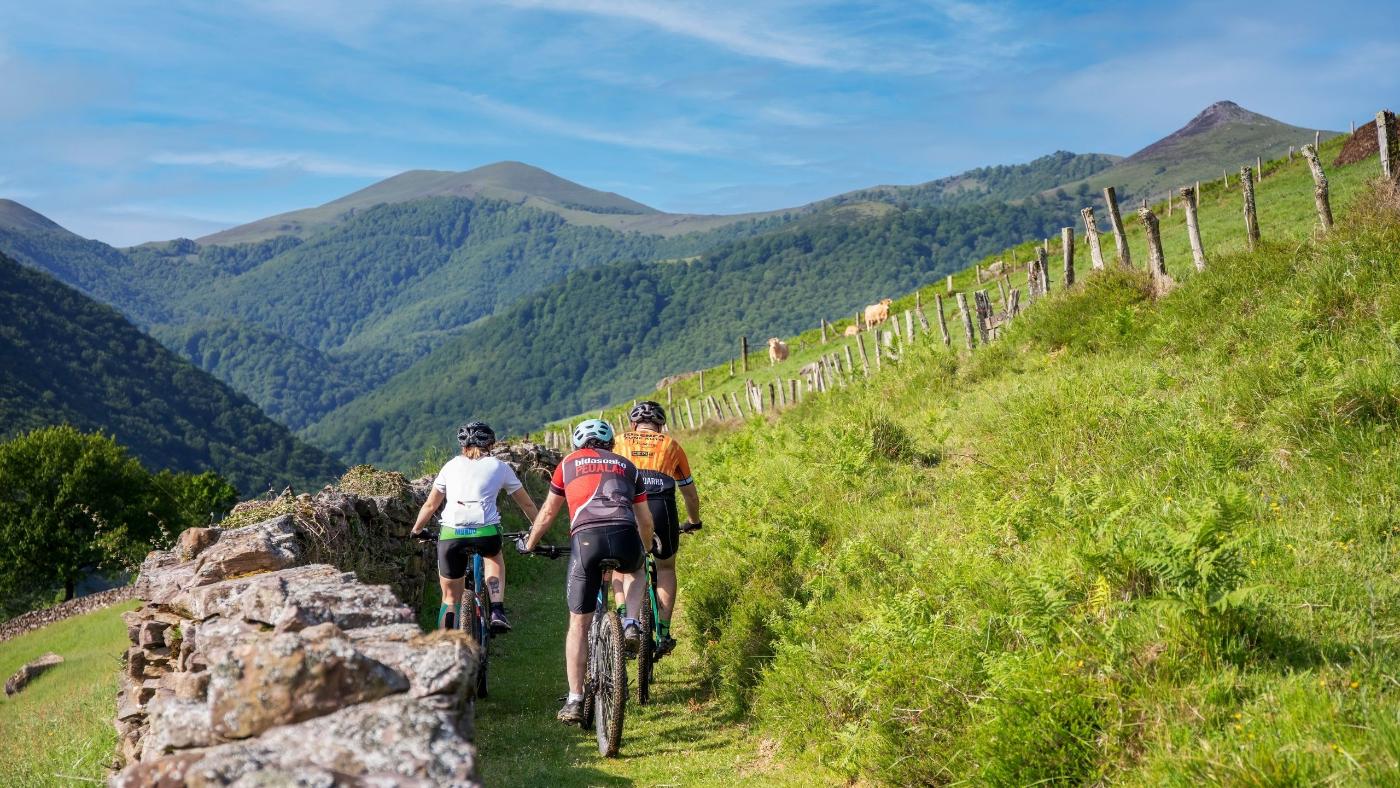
{"left": 520, "top": 418, "right": 654, "bottom": 724}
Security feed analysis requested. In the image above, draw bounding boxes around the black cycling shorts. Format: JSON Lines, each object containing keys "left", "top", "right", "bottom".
{"left": 437, "top": 533, "right": 502, "bottom": 580}
{"left": 566, "top": 524, "right": 645, "bottom": 614}
{"left": 648, "top": 493, "right": 680, "bottom": 561}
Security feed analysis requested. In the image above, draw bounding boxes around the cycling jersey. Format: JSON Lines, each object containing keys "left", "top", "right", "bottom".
{"left": 432, "top": 455, "right": 523, "bottom": 540}
{"left": 614, "top": 431, "right": 693, "bottom": 497}
{"left": 549, "top": 448, "right": 648, "bottom": 535}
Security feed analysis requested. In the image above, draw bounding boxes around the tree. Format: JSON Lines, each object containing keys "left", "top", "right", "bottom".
{"left": 0, "top": 426, "right": 235, "bottom": 615}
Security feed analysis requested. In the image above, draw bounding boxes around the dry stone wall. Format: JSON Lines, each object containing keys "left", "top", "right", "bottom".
{"left": 109, "top": 446, "right": 559, "bottom": 787}
{"left": 0, "top": 586, "right": 135, "bottom": 643}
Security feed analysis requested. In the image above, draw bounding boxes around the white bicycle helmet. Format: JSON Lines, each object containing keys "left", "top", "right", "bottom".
{"left": 571, "top": 418, "right": 615, "bottom": 449}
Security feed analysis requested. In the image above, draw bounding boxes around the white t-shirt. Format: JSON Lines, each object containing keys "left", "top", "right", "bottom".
{"left": 432, "top": 455, "right": 524, "bottom": 528}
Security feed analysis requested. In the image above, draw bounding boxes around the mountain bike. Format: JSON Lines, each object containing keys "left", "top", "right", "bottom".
{"left": 635, "top": 520, "right": 702, "bottom": 706}
{"left": 509, "top": 538, "right": 628, "bottom": 757}
{"left": 415, "top": 527, "right": 498, "bottom": 700}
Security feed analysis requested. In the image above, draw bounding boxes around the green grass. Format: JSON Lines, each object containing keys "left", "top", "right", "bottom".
{"left": 674, "top": 176, "right": 1400, "bottom": 783}
{"left": 0, "top": 600, "right": 137, "bottom": 786}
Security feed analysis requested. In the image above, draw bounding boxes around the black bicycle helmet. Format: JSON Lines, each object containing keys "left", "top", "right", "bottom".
{"left": 628, "top": 400, "right": 666, "bottom": 427}
{"left": 457, "top": 421, "right": 496, "bottom": 449}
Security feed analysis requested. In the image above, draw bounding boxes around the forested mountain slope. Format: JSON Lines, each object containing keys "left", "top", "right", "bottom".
{"left": 306, "top": 190, "right": 1092, "bottom": 467}
{"left": 0, "top": 253, "right": 342, "bottom": 494}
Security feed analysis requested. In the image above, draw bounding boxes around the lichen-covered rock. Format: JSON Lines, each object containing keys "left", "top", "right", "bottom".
{"left": 5, "top": 652, "right": 63, "bottom": 695}
{"left": 114, "top": 695, "right": 479, "bottom": 787}
{"left": 190, "top": 516, "right": 300, "bottom": 586}
{"left": 207, "top": 622, "right": 408, "bottom": 739}
{"left": 177, "top": 526, "right": 222, "bottom": 562}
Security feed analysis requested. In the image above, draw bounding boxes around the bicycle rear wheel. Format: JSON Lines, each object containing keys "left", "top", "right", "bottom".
{"left": 580, "top": 608, "right": 599, "bottom": 730}
{"left": 637, "top": 569, "right": 656, "bottom": 705}
{"left": 593, "top": 610, "right": 627, "bottom": 756}
{"left": 468, "top": 558, "right": 489, "bottom": 699}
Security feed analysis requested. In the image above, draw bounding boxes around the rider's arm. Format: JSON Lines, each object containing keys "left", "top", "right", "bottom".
{"left": 679, "top": 483, "right": 700, "bottom": 526}
{"left": 525, "top": 491, "right": 565, "bottom": 551}
{"left": 634, "top": 497, "right": 654, "bottom": 551}
{"left": 410, "top": 488, "right": 446, "bottom": 535}
{"left": 509, "top": 486, "right": 540, "bottom": 522}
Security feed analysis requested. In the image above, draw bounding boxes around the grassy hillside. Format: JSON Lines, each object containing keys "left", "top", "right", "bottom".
{"left": 0, "top": 600, "right": 138, "bottom": 784}
{"left": 669, "top": 164, "right": 1400, "bottom": 782}
{"left": 826, "top": 150, "right": 1120, "bottom": 210}
{"left": 0, "top": 253, "right": 343, "bottom": 494}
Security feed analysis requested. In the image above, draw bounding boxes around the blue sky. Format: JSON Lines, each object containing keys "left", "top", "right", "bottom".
{"left": 2, "top": 0, "right": 1399, "bottom": 246}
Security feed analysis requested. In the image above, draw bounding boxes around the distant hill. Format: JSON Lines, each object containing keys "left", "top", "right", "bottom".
{"left": 0, "top": 252, "right": 343, "bottom": 494}
{"left": 822, "top": 151, "right": 1121, "bottom": 210}
{"left": 200, "top": 161, "right": 773, "bottom": 245}
{"left": 0, "top": 199, "right": 65, "bottom": 233}
{"left": 1065, "top": 100, "right": 1338, "bottom": 201}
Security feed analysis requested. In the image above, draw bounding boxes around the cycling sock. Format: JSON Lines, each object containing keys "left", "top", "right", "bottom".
{"left": 659, "top": 619, "right": 671, "bottom": 639}
{"left": 490, "top": 602, "right": 504, "bottom": 614}
{"left": 438, "top": 604, "right": 456, "bottom": 631}
{"left": 567, "top": 692, "right": 583, "bottom": 703}
{"left": 623, "top": 617, "right": 639, "bottom": 630}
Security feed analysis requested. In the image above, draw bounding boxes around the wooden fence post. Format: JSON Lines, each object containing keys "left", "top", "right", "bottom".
{"left": 767, "top": 382, "right": 776, "bottom": 411}
{"left": 1240, "top": 166, "right": 1261, "bottom": 251}
{"left": 1257, "top": 155, "right": 1263, "bottom": 181}
{"left": 914, "top": 292, "right": 931, "bottom": 334}
{"left": 685, "top": 398, "right": 695, "bottom": 430}
{"left": 1377, "top": 110, "right": 1397, "bottom": 181}
{"left": 820, "top": 318, "right": 828, "bottom": 344}
{"left": 1166, "top": 188, "right": 1173, "bottom": 217}
{"left": 699, "top": 369, "right": 704, "bottom": 392}
{"left": 1037, "top": 245, "right": 1051, "bottom": 294}
{"left": 856, "top": 332, "right": 871, "bottom": 376}
{"left": 1223, "top": 168, "right": 1229, "bottom": 189}
{"left": 904, "top": 310, "right": 914, "bottom": 345}
{"left": 1103, "top": 186, "right": 1132, "bottom": 268}
{"left": 1315, "top": 130, "right": 1321, "bottom": 150}
{"left": 729, "top": 391, "right": 745, "bottom": 418}
{"left": 934, "top": 293, "right": 951, "bottom": 347}
{"left": 873, "top": 335, "right": 883, "bottom": 369}
{"left": 996, "top": 276, "right": 1008, "bottom": 305}
{"left": 946, "top": 274, "right": 954, "bottom": 294}
{"left": 955, "top": 292, "right": 977, "bottom": 349}
{"left": 740, "top": 336, "right": 749, "bottom": 372}
{"left": 843, "top": 345, "right": 855, "bottom": 376}
{"left": 1301, "top": 144, "right": 1333, "bottom": 232}
{"left": 788, "top": 379, "right": 798, "bottom": 403}
{"left": 1007, "top": 287, "right": 1020, "bottom": 317}
{"left": 1180, "top": 185, "right": 1208, "bottom": 272}
{"left": 1026, "top": 254, "right": 1042, "bottom": 301}
{"left": 1138, "top": 205, "right": 1173, "bottom": 296}
{"left": 973, "top": 290, "right": 992, "bottom": 344}
{"left": 666, "top": 385, "right": 673, "bottom": 405}
{"left": 1061, "top": 227, "right": 1075, "bottom": 287}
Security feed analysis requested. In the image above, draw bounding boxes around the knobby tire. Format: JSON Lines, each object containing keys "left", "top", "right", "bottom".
{"left": 595, "top": 609, "right": 627, "bottom": 756}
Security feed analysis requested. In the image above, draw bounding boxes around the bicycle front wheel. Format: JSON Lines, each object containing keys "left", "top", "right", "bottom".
{"left": 593, "top": 610, "right": 627, "bottom": 756}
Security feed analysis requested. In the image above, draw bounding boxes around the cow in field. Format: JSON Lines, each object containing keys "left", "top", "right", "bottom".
{"left": 843, "top": 324, "right": 860, "bottom": 336}
{"left": 864, "top": 298, "right": 893, "bottom": 327}
{"left": 767, "top": 337, "right": 789, "bottom": 364}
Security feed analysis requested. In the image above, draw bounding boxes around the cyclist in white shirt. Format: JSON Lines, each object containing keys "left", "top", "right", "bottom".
{"left": 410, "top": 422, "right": 540, "bottom": 632}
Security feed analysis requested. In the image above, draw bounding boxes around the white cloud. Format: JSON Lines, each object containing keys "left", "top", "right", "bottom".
{"left": 487, "top": 0, "right": 1017, "bottom": 74}
{"left": 458, "top": 91, "right": 742, "bottom": 155}
{"left": 149, "top": 149, "right": 402, "bottom": 178}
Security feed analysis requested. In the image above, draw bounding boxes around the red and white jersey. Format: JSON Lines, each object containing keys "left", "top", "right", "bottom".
{"left": 549, "top": 447, "right": 648, "bottom": 535}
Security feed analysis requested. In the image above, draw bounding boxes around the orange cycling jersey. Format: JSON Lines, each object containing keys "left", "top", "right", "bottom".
{"left": 614, "top": 430, "right": 693, "bottom": 496}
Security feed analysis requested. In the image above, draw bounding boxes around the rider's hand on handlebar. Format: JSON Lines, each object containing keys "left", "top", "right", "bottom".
{"left": 514, "top": 536, "right": 532, "bottom": 555}
{"left": 412, "top": 528, "right": 435, "bottom": 543}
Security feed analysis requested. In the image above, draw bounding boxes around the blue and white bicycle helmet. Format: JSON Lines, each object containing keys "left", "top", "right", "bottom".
{"left": 571, "top": 418, "right": 615, "bottom": 449}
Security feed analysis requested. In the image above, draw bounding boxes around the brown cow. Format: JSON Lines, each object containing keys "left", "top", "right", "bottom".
{"left": 767, "top": 337, "right": 789, "bottom": 364}
{"left": 864, "top": 298, "right": 893, "bottom": 327}
{"left": 843, "top": 324, "right": 860, "bottom": 336}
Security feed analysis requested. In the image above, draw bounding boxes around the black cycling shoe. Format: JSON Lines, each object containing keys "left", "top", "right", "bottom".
{"left": 489, "top": 608, "right": 512, "bottom": 634}
{"left": 557, "top": 699, "right": 584, "bottom": 724}
{"left": 656, "top": 635, "right": 677, "bottom": 658}
{"left": 623, "top": 623, "right": 642, "bottom": 657}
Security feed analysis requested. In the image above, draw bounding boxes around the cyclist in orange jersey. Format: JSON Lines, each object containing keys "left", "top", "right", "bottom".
{"left": 613, "top": 401, "right": 701, "bottom": 656}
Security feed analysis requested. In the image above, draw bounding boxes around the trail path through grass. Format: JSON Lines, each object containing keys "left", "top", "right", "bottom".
{"left": 461, "top": 557, "right": 830, "bottom": 786}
